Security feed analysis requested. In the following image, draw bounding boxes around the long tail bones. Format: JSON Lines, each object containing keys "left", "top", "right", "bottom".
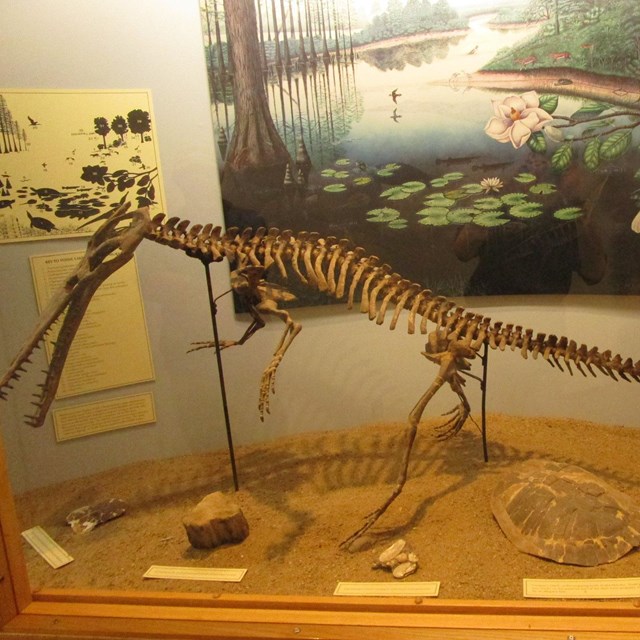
{"left": 3, "top": 206, "right": 639, "bottom": 545}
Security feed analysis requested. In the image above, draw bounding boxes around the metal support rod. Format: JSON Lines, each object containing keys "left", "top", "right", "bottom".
{"left": 202, "top": 260, "right": 239, "bottom": 491}
{"left": 480, "top": 341, "right": 489, "bottom": 463}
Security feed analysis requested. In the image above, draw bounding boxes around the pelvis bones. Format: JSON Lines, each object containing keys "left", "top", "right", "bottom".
{"left": 2, "top": 204, "right": 639, "bottom": 546}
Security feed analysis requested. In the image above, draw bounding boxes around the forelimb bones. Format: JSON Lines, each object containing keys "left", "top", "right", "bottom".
{"left": 190, "top": 265, "right": 301, "bottom": 419}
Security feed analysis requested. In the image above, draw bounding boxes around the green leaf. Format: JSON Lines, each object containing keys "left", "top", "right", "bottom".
{"left": 416, "top": 206, "right": 450, "bottom": 217}
{"left": 554, "top": 207, "right": 584, "bottom": 220}
{"left": 571, "top": 101, "right": 609, "bottom": 119}
{"left": 381, "top": 186, "right": 408, "bottom": 198}
{"left": 461, "top": 183, "right": 484, "bottom": 194}
{"left": 510, "top": 202, "right": 544, "bottom": 218}
{"left": 333, "top": 170, "right": 350, "bottom": 179}
{"left": 377, "top": 169, "right": 394, "bottom": 177}
{"left": 473, "top": 211, "right": 508, "bottom": 227}
{"left": 514, "top": 172, "right": 537, "bottom": 183}
{"left": 583, "top": 138, "right": 601, "bottom": 171}
{"left": 551, "top": 143, "right": 573, "bottom": 172}
{"left": 442, "top": 172, "right": 464, "bottom": 181}
{"left": 321, "top": 169, "right": 337, "bottom": 177}
{"left": 430, "top": 177, "right": 448, "bottom": 188}
{"left": 500, "top": 192, "right": 528, "bottom": 205}
{"left": 474, "top": 197, "right": 503, "bottom": 211}
{"left": 323, "top": 183, "right": 347, "bottom": 193}
{"left": 353, "top": 176, "right": 372, "bottom": 186}
{"left": 538, "top": 94, "right": 559, "bottom": 114}
{"left": 443, "top": 189, "right": 467, "bottom": 200}
{"left": 529, "top": 183, "right": 557, "bottom": 195}
{"left": 366, "top": 207, "right": 400, "bottom": 222}
{"left": 383, "top": 163, "right": 401, "bottom": 170}
{"left": 417, "top": 210, "right": 450, "bottom": 226}
{"left": 401, "top": 180, "right": 427, "bottom": 193}
{"left": 448, "top": 208, "right": 476, "bottom": 224}
{"left": 527, "top": 131, "right": 547, "bottom": 154}
{"left": 335, "top": 158, "right": 351, "bottom": 166}
{"left": 600, "top": 130, "right": 632, "bottom": 161}
{"left": 388, "top": 218, "right": 408, "bottom": 229}
{"left": 424, "top": 197, "right": 455, "bottom": 208}
{"left": 387, "top": 190, "right": 413, "bottom": 200}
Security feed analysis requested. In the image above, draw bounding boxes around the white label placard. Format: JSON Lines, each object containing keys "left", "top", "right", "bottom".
{"left": 21, "top": 526, "right": 73, "bottom": 569}
{"left": 524, "top": 577, "right": 640, "bottom": 599}
{"left": 143, "top": 565, "right": 247, "bottom": 582}
{"left": 334, "top": 581, "right": 440, "bottom": 597}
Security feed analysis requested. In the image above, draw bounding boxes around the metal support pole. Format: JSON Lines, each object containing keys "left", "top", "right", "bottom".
{"left": 480, "top": 341, "right": 489, "bottom": 463}
{"left": 202, "top": 260, "right": 239, "bottom": 491}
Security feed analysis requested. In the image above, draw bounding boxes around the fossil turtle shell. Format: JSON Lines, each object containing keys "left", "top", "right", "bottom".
{"left": 491, "top": 459, "right": 640, "bottom": 566}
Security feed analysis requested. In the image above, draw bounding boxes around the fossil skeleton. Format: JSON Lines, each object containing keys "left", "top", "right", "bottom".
{"left": 2, "top": 203, "right": 639, "bottom": 546}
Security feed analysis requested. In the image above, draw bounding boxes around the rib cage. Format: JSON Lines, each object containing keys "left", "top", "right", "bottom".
{"left": 146, "top": 213, "right": 640, "bottom": 383}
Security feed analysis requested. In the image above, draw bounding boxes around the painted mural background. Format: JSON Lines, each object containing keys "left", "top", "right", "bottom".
{"left": 201, "top": 0, "right": 640, "bottom": 300}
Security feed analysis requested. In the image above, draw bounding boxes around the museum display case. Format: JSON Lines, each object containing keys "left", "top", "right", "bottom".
{"left": 2, "top": 0, "right": 640, "bottom": 637}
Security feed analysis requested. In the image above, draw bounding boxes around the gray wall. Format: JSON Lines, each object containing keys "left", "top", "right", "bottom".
{"left": 1, "top": 0, "right": 639, "bottom": 494}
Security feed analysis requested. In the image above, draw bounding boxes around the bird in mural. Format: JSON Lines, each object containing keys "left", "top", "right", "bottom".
{"left": 390, "top": 108, "right": 402, "bottom": 123}
{"left": 389, "top": 89, "right": 401, "bottom": 103}
{"left": 27, "top": 116, "right": 40, "bottom": 127}
{"left": 27, "top": 211, "right": 57, "bottom": 232}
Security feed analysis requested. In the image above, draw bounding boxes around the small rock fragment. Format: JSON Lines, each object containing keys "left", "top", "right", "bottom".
{"left": 393, "top": 561, "right": 418, "bottom": 579}
{"left": 373, "top": 538, "right": 419, "bottom": 579}
{"left": 66, "top": 498, "right": 127, "bottom": 534}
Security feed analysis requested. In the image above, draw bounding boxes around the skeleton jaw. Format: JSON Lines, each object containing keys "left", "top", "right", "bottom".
{"left": 0, "top": 204, "right": 151, "bottom": 427}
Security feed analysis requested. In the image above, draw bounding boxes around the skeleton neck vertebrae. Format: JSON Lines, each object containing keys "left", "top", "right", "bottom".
{"left": 3, "top": 206, "right": 639, "bottom": 546}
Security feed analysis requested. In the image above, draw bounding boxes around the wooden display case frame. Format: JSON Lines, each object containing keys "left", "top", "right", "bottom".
{"left": 1, "top": 437, "right": 639, "bottom": 639}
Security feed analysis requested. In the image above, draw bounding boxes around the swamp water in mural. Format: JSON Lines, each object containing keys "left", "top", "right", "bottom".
{"left": 202, "top": 0, "right": 640, "bottom": 299}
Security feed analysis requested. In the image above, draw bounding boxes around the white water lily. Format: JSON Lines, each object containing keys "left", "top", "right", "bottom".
{"left": 480, "top": 177, "right": 504, "bottom": 193}
{"left": 485, "top": 90, "right": 553, "bottom": 149}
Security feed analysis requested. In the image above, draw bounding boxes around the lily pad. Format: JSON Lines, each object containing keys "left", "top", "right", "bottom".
{"left": 324, "top": 183, "right": 347, "bottom": 193}
{"left": 416, "top": 206, "right": 450, "bottom": 217}
{"left": 514, "top": 172, "right": 537, "bottom": 183}
{"left": 388, "top": 218, "right": 409, "bottom": 229}
{"left": 333, "top": 170, "right": 351, "bottom": 179}
{"left": 353, "top": 176, "right": 372, "bottom": 186}
{"left": 424, "top": 197, "right": 455, "bottom": 208}
{"left": 321, "top": 169, "right": 337, "bottom": 177}
{"left": 366, "top": 207, "right": 400, "bottom": 222}
{"left": 510, "top": 202, "right": 544, "bottom": 218}
{"left": 401, "top": 180, "right": 427, "bottom": 193}
{"left": 418, "top": 210, "right": 449, "bottom": 226}
{"left": 461, "top": 183, "right": 484, "bottom": 194}
{"left": 474, "top": 211, "right": 508, "bottom": 227}
{"left": 442, "top": 172, "right": 464, "bottom": 181}
{"left": 430, "top": 178, "right": 449, "bottom": 188}
{"left": 335, "top": 158, "right": 351, "bottom": 166}
{"left": 501, "top": 193, "right": 528, "bottom": 206}
{"left": 448, "top": 208, "right": 476, "bottom": 224}
{"left": 554, "top": 207, "right": 584, "bottom": 221}
{"left": 529, "top": 183, "right": 557, "bottom": 195}
{"left": 381, "top": 186, "right": 411, "bottom": 199}
{"left": 474, "top": 197, "right": 503, "bottom": 211}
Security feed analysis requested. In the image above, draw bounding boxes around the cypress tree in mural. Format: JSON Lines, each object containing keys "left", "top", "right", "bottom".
{"left": 223, "top": 0, "right": 290, "bottom": 175}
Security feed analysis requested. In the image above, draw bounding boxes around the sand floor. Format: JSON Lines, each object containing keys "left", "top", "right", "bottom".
{"left": 14, "top": 413, "right": 640, "bottom": 601}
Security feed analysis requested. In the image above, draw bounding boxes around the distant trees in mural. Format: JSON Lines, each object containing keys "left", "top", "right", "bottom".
{"left": 0, "top": 94, "right": 28, "bottom": 154}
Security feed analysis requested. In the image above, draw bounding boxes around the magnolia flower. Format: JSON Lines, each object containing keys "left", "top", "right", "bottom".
{"left": 480, "top": 177, "right": 504, "bottom": 193}
{"left": 485, "top": 91, "right": 553, "bottom": 149}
